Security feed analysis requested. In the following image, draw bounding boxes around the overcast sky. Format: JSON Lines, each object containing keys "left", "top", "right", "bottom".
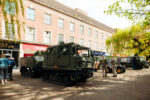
{"left": 56, "top": 0, "right": 132, "bottom": 29}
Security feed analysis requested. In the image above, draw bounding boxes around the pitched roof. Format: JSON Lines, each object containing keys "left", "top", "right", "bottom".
{"left": 31, "top": 0, "right": 115, "bottom": 33}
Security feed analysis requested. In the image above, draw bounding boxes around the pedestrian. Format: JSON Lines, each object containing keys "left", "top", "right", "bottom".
{"left": 111, "top": 57, "right": 117, "bottom": 77}
{"left": 8, "top": 57, "right": 15, "bottom": 81}
{"left": 99, "top": 55, "right": 108, "bottom": 77}
{"left": 132, "top": 55, "right": 137, "bottom": 69}
{"left": 0, "top": 53, "right": 9, "bottom": 85}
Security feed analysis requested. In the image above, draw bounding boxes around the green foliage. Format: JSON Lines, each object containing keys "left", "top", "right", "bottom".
{"left": 0, "top": 0, "right": 2, "bottom": 5}
{"left": 0, "top": 0, "right": 24, "bottom": 41}
{"left": 106, "top": 24, "right": 150, "bottom": 60}
{"left": 105, "top": 0, "right": 150, "bottom": 23}
{"left": 105, "top": 0, "right": 150, "bottom": 60}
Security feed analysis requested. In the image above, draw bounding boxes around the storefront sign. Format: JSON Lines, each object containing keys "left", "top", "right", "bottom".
{"left": 0, "top": 40, "right": 20, "bottom": 50}
{"left": 24, "top": 54, "right": 34, "bottom": 57}
{"left": 93, "top": 51, "right": 105, "bottom": 56}
{"left": 22, "top": 43, "right": 49, "bottom": 51}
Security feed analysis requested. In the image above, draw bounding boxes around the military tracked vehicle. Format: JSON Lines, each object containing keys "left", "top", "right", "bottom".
{"left": 20, "top": 43, "right": 94, "bottom": 86}
{"left": 20, "top": 51, "right": 44, "bottom": 77}
{"left": 42, "top": 42, "right": 94, "bottom": 85}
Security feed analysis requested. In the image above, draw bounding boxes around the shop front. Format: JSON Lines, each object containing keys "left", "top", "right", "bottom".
{"left": 22, "top": 43, "right": 49, "bottom": 57}
{"left": 0, "top": 40, "right": 20, "bottom": 66}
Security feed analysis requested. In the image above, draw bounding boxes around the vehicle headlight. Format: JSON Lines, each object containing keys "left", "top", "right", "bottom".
{"left": 87, "top": 63, "right": 92, "bottom": 68}
{"left": 82, "top": 57, "right": 85, "bottom": 60}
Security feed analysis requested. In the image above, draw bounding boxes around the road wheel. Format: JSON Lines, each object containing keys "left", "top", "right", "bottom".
{"left": 122, "top": 68, "right": 126, "bottom": 73}
{"left": 117, "top": 68, "right": 122, "bottom": 74}
{"left": 29, "top": 70, "right": 35, "bottom": 78}
{"left": 144, "top": 65, "right": 149, "bottom": 69}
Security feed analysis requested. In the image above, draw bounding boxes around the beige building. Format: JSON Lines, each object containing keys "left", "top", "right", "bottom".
{"left": 0, "top": 0, "right": 115, "bottom": 65}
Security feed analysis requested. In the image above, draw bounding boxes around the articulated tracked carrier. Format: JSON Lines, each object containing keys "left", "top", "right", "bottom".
{"left": 20, "top": 43, "right": 94, "bottom": 86}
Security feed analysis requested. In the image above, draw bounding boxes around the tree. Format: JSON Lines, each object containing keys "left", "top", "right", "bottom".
{"left": 105, "top": 0, "right": 150, "bottom": 24}
{"left": 105, "top": 0, "right": 150, "bottom": 60}
{"left": 106, "top": 24, "right": 150, "bottom": 60}
{"left": 0, "top": 0, "right": 24, "bottom": 41}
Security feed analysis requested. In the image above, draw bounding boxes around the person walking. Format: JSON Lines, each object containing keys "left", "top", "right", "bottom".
{"left": 99, "top": 55, "right": 108, "bottom": 77}
{"left": 0, "top": 53, "right": 9, "bottom": 85}
{"left": 8, "top": 57, "right": 15, "bottom": 81}
{"left": 111, "top": 57, "right": 117, "bottom": 77}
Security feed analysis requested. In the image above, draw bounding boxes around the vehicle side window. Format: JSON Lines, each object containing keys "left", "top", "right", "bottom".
{"left": 47, "top": 48, "right": 56, "bottom": 56}
{"left": 58, "top": 46, "right": 69, "bottom": 55}
{"left": 72, "top": 47, "right": 76, "bottom": 55}
{"left": 51, "top": 48, "right": 56, "bottom": 55}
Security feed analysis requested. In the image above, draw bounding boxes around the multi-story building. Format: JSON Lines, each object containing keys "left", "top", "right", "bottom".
{"left": 0, "top": 0, "right": 115, "bottom": 66}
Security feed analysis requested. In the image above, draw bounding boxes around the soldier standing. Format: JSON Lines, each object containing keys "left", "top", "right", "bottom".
{"left": 111, "top": 57, "right": 117, "bottom": 77}
{"left": 99, "top": 55, "right": 108, "bottom": 77}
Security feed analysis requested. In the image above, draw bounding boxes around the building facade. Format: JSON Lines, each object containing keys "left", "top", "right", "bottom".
{"left": 0, "top": 0, "right": 115, "bottom": 66}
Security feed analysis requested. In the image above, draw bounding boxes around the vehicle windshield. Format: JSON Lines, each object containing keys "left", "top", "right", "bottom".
{"left": 121, "top": 57, "right": 130, "bottom": 63}
{"left": 94, "top": 56, "right": 101, "bottom": 62}
{"left": 78, "top": 49, "right": 89, "bottom": 56}
{"left": 139, "top": 57, "right": 146, "bottom": 61}
{"left": 34, "top": 56, "right": 44, "bottom": 61}
{"left": 71, "top": 44, "right": 92, "bottom": 57}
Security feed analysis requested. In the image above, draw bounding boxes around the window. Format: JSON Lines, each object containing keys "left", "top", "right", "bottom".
{"left": 70, "top": 22, "right": 75, "bottom": 32}
{"left": 58, "top": 18, "right": 64, "bottom": 28}
{"left": 58, "top": 34, "right": 64, "bottom": 43}
{"left": 79, "top": 39, "right": 84, "bottom": 45}
{"left": 43, "top": 31, "right": 51, "bottom": 44}
{"left": 101, "top": 43, "right": 104, "bottom": 51}
{"left": 88, "top": 28, "right": 92, "bottom": 36}
{"left": 80, "top": 25, "right": 84, "bottom": 34}
{"left": 5, "top": 23, "right": 14, "bottom": 39}
{"left": 27, "top": 8, "right": 35, "bottom": 20}
{"left": 95, "top": 31, "right": 98, "bottom": 38}
{"left": 26, "top": 27, "right": 35, "bottom": 42}
{"left": 4, "top": 1, "right": 15, "bottom": 15}
{"left": 101, "top": 32, "right": 104, "bottom": 39}
{"left": 95, "top": 42, "right": 98, "bottom": 50}
{"left": 88, "top": 40, "right": 92, "bottom": 48}
{"left": 44, "top": 14, "right": 51, "bottom": 25}
{"left": 106, "top": 34, "right": 109, "bottom": 39}
{"left": 69, "top": 36, "right": 74, "bottom": 42}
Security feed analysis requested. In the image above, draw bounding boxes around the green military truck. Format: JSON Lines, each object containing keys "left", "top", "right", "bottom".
{"left": 120, "top": 56, "right": 149, "bottom": 69}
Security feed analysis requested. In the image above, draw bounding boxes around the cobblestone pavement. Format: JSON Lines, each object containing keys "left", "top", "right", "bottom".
{"left": 0, "top": 68, "right": 150, "bottom": 100}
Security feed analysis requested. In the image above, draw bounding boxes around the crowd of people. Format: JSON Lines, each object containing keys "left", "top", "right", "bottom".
{"left": 0, "top": 53, "right": 15, "bottom": 85}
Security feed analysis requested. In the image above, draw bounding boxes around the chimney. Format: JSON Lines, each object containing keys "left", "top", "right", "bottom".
{"left": 75, "top": 8, "right": 87, "bottom": 16}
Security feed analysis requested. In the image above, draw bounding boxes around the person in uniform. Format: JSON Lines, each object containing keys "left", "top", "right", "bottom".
{"left": 99, "top": 55, "right": 108, "bottom": 77}
{"left": 111, "top": 57, "right": 117, "bottom": 77}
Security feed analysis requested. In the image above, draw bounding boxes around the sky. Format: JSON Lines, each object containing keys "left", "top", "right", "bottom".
{"left": 56, "top": 0, "right": 132, "bottom": 29}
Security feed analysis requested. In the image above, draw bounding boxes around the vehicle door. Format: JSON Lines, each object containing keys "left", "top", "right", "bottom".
{"left": 55, "top": 45, "right": 70, "bottom": 67}
{"left": 44, "top": 47, "right": 55, "bottom": 66}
